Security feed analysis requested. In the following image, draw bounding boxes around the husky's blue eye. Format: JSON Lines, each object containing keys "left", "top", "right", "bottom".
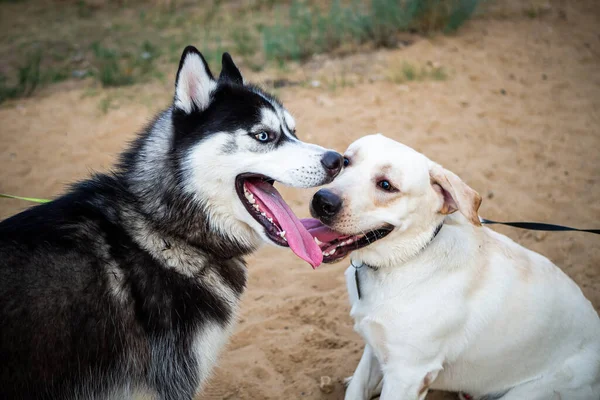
{"left": 377, "top": 180, "right": 394, "bottom": 192}
{"left": 254, "top": 131, "right": 270, "bottom": 142}
{"left": 343, "top": 157, "right": 350, "bottom": 167}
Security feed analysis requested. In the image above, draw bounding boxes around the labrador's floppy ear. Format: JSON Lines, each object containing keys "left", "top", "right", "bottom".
{"left": 174, "top": 46, "right": 216, "bottom": 113}
{"left": 430, "top": 163, "right": 482, "bottom": 226}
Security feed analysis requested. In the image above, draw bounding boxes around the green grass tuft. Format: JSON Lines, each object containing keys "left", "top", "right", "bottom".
{"left": 0, "top": 49, "right": 43, "bottom": 102}
{"left": 231, "top": 26, "right": 259, "bottom": 58}
{"left": 91, "top": 43, "right": 134, "bottom": 87}
{"left": 262, "top": 0, "right": 483, "bottom": 63}
{"left": 90, "top": 41, "right": 160, "bottom": 88}
{"left": 402, "top": 63, "right": 418, "bottom": 81}
{"left": 389, "top": 61, "right": 449, "bottom": 83}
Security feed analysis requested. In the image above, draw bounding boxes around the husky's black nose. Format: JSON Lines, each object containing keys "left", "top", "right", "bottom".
{"left": 321, "top": 151, "right": 344, "bottom": 177}
{"left": 311, "top": 189, "right": 342, "bottom": 218}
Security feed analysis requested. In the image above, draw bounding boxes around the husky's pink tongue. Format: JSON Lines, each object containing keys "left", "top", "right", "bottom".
{"left": 245, "top": 180, "right": 323, "bottom": 268}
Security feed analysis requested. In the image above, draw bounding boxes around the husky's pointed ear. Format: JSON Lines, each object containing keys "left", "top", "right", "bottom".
{"left": 430, "top": 163, "right": 482, "bottom": 226}
{"left": 174, "top": 46, "right": 216, "bottom": 114}
{"left": 219, "top": 52, "right": 243, "bottom": 85}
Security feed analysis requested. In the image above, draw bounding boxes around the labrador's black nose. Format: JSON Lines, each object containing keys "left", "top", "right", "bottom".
{"left": 320, "top": 151, "right": 344, "bottom": 177}
{"left": 311, "top": 189, "right": 343, "bottom": 219}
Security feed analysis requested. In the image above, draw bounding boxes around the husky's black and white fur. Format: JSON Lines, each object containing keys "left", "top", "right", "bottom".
{"left": 0, "top": 46, "right": 342, "bottom": 400}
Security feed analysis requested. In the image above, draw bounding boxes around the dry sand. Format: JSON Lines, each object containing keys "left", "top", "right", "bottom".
{"left": 0, "top": 2, "right": 599, "bottom": 399}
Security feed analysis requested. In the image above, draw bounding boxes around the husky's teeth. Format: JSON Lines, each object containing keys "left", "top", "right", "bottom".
{"left": 314, "top": 237, "right": 323, "bottom": 245}
{"left": 244, "top": 191, "right": 256, "bottom": 204}
{"left": 253, "top": 204, "right": 260, "bottom": 210}
{"left": 244, "top": 190, "right": 257, "bottom": 205}
{"left": 261, "top": 212, "right": 266, "bottom": 217}
{"left": 268, "top": 217, "right": 273, "bottom": 224}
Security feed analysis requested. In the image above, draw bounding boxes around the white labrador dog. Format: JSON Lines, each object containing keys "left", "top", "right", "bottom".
{"left": 304, "top": 134, "right": 600, "bottom": 400}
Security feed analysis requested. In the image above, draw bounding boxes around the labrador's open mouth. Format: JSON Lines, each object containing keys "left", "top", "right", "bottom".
{"left": 300, "top": 218, "right": 393, "bottom": 263}
{"left": 235, "top": 173, "right": 323, "bottom": 268}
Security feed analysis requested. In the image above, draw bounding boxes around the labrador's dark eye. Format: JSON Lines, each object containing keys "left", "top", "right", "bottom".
{"left": 254, "top": 131, "right": 271, "bottom": 142}
{"left": 343, "top": 157, "right": 350, "bottom": 167}
{"left": 377, "top": 180, "right": 394, "bottom": 192}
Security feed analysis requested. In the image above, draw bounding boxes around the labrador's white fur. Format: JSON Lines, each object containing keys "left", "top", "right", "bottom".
{"left": 328, "top": 134, "right": 600, "bottom": 400}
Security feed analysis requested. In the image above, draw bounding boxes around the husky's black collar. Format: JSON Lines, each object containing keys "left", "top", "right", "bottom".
{"left": 352, "top": 222, "right": 444, "bottom": 300}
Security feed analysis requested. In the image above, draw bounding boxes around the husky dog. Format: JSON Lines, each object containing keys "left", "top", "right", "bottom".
{"left": 0, "top": 46, "right": 342, "bottom": 400}
{"left": 304, "top": 134, "right": 600, "bottom": 400}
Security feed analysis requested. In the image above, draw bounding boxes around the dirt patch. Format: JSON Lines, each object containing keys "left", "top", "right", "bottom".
{"left": 1, "top": 2, "right": 599, "bottom": 399}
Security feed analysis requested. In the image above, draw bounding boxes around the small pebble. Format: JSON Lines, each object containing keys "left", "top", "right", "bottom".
{"left": 72, "top": 70, "right": 88, "bottom": 79}
{"left": 534, "top": 232, "right": 547, "bottom": 242}
{"left": 319, "top": 376, "right": 334, "bottom": 394}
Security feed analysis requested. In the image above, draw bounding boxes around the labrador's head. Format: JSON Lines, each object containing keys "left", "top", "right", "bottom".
{"left": 304, "top": 134, "right": 481, "bottom": 266}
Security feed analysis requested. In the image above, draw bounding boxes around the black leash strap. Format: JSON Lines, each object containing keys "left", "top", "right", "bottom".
{"left": 351, "top": 220, "right": 597, "bottom": 302}
{"left": 480, "top": 218, "right": 600, "bottom": 235}
{"left": 355, "top": 268, "right": 361, "bottom": 300}
{"left": 351, "top": 259, "right": 363, "bottom": 300}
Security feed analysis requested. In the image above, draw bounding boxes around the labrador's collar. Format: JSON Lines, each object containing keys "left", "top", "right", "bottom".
{"left": 351, "top": 221, "right": 444, "bottom": 300}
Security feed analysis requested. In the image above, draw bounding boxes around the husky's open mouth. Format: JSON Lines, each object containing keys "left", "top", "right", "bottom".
{"left": 300, "top": 218, "right": 393, "bottom": 263}
{"left": 235, "top": 173, "right": 323, "bottom": 268}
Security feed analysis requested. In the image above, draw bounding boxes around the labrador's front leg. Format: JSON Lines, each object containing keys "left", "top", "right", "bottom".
{"left": 345, "top": 344, "right": 383, "bottom": 400}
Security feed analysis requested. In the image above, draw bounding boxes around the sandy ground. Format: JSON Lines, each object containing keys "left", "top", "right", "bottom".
{"left": 1, "top": 2, "right": 599, "bottom": 399}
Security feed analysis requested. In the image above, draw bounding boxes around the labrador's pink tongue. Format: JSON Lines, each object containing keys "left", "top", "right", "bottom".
{"left": 301, "top": 218, "right": 348, "bottom": 243}
{"left": 245, "top": 180, "right": 323, "bottom": 268}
